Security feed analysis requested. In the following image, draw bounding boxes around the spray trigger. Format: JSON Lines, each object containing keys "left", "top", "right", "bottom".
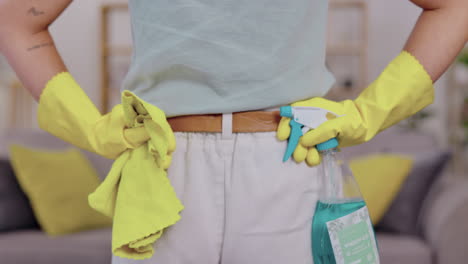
{"left": 280, "top": 106, "right": 340, "bottom": 162}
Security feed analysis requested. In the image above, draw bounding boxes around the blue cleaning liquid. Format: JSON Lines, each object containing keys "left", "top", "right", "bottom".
{"left": 311, "top": 200, "right": 367, "bottom": 264}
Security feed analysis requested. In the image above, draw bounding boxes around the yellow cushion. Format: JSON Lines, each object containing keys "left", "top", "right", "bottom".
{"left": 349, "top": 154, "right": 413, "bottom": 225}
{"left": 9, "top": 145, "right": 111, "bottom": 236}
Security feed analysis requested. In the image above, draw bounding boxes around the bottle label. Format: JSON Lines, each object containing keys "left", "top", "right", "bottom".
{"left": 326, "top": 206, "right": 380, "bottom": 264}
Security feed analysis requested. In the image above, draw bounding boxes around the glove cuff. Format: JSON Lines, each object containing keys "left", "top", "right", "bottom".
{"left": 355, "top": 51, "right": 434, "bottom": 132}
{"left": 38, "top": 72, "right": 134, "bottom": 159}
{"left": 38, "top": 72, "right": 102, "bottom": 151}
{"left": 399, "top": 51, "right": 433, "bottom": 85}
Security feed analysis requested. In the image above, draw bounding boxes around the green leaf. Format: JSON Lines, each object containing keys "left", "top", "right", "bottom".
{"left": 458, "top": 51, "right": 468, "bottom": 66}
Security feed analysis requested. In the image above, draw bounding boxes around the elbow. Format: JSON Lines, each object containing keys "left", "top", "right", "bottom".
{"left": 8, "top": 19, "right": 51, "bottom": 36}
{"left": 0, "top": 12, "right": 51, "bottom": 41}
{"left": 0, "top": 2, "right": 72, "bottom": 49}
{"left": 0, "top": 19, "right": 50, "bottom": 49}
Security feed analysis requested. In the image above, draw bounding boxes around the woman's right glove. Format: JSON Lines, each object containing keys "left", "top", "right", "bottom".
{"left": 37, "top": 72, "right": 152, "bottom": 160}
{"left": 277, "top": 51, "right": 434, "bottom": 166}
{"left": 37, "top": 72, "right": 182, "bottom": 259}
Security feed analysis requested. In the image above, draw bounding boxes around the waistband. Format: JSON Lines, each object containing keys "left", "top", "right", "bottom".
{"left": 167, "top": 111, "right": 281, "bottom": 135}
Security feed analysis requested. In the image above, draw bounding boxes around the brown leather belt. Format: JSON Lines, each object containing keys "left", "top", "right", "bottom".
{"left": 167, "top": 111, "right": 281, "bottom": 133}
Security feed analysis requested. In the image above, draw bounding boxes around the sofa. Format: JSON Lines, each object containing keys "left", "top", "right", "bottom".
{"left": 0, "top": 129, "right": 114, "bottom": 264}
{"left": 1, "top": 128, "right": 468, "bottom": 264}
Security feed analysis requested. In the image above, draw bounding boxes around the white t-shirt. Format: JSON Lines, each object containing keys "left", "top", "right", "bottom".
{"left": 122, "top": 0, "right": 335, "bottom": 117}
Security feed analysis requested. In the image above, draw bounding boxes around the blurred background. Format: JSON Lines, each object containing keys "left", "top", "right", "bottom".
{"left": 0, "top": 0, "right": 467, "bottom": 263}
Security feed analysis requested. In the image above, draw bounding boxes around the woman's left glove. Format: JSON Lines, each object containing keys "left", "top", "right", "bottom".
{"left": 277, "top": 51, "right": 434, "bottom": 166}
{"left": 38, "top": 72, "right": 151, "bottom": 160}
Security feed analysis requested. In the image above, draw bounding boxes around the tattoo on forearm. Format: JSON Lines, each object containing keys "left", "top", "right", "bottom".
{"left": 27, "top": 7, "right": 45, "bottom": 16}
{"left": 27, "top": 42, "right": 53, "bottom": 51}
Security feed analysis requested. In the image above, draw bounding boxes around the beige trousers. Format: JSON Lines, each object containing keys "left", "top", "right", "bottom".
{"left": 113, "top": 128, "right": 320, "bottom": 264}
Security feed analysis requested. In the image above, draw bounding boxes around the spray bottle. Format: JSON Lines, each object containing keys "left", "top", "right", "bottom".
{"left": 280, "top": 106, "right": 380, "bottom": 264}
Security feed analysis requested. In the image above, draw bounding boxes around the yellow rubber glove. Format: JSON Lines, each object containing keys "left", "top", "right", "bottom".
{"left": 277, "top": 51, "right": 434, "bottom": 166}
{"left": 38, "top": 73, "right": 182, "bottom": 259}
{"left": 38, "top": 72, "right": 150, "bottom": 159}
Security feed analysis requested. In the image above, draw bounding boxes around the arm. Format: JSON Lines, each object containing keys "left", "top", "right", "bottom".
{"left": 279, "top": 0, "right": 468, "bottom": 166}
{"left": 405, "top": 0, "right": 468, "bottom": 82}
{"left": 0, "top": 0, "right": 72, "bottom": 100}
{"left": 0, "top": 1, "right": 150, "bottom": 159}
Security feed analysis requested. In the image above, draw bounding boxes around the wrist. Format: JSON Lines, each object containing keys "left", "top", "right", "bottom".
{"left": 355, "top": 51, "right": 434, "bottom": 131}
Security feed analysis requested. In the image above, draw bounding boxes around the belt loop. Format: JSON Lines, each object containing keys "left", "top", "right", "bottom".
{"left": 222, "top": 113, "right": 233, "bottom": 139}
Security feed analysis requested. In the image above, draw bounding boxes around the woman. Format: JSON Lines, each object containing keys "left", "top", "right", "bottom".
{"left": 0, "top": 0, "right": 467, "bottom": 263}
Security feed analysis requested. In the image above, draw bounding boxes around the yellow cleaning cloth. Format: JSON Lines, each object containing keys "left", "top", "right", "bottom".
{"left": 38, "top": 73, "right": 183, "bottom": 259}
{"left": 88, "top": 92, "right": 184, "bottom": 259}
